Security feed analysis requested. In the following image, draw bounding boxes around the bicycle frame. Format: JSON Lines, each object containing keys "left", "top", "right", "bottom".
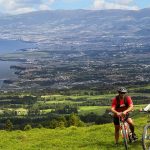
{"left": 108, "top": 112, "right": 133, "bottom": 149}
{"left": 119, "top": 116, "right": 131, "bottom": 150}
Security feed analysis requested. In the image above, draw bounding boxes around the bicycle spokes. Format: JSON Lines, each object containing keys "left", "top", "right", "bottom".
{"left": 120, "top": 122, "right": 129, "bottom": 150}
{"left": 142, "top": 124, "right": 150, "bottom": 150}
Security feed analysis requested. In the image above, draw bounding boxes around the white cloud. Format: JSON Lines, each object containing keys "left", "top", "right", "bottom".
{"left": 114, "top": 0, "right": 133, "bottom": 5}
{"left": 93, "top": 0, "right": 139, "bottom": 10}
{"left": 0, "top": 0, "right": 140, "bottom": 14}
{"left": 0, "top": 0, "right": 55, "bottom": 14}
{"left": 12, "top": 7, "right": 36, "bottom": 14}
{"left": 39, "top": 4, "right": 50, "bottom": 11}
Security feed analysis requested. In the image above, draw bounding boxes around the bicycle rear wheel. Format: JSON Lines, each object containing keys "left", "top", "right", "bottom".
{"left": 122, "top": 124, "right": 128, "bottom": 150}
{"left": 142, "top": 124, "right": 150, "bottom": 150}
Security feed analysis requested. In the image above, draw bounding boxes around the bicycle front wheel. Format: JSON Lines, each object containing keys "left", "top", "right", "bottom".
{"left": 122, "top": 124, "right": 128, "bottom": 150}
{"left": 142, "top": 124, "right": 150, "bottom": 150}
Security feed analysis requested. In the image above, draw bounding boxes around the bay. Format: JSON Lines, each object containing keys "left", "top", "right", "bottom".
{"left": 0, "top": 39, "right": 35, "bottom": 88}
{"left": 0, "top": 60, "right": 18, "bottom": 88}
{"left": 0, "top": 39, "right": 35, "bottom": 55}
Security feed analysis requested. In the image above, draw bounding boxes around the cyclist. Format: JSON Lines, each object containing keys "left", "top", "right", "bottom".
{"left": 111, "top": 87, "right": 138, "bottom": 144}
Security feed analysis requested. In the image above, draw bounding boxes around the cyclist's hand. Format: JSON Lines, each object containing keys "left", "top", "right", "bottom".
{"left": 116, "top": 112, "right": 122, "bottom": 117}
{"left": 122, "top": 111, "right": 127, "bottom": 116}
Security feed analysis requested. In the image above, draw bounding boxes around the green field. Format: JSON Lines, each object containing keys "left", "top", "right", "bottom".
{"left": 0, "top": 88, "right": 149, "bottom": 149}
{"left": 41, "top": 94, "right": 114, "bottom": 100}
{"left": 0, "top": 93, "right": 148, "bottom": 116}
{"left": 0, "top": 115, "right": 148, "bottom": 150}
{"left": 78, "top": 106, "right": 109, "bottom": 115}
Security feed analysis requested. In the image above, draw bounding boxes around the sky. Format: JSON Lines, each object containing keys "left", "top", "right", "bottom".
{"left": 0, "top": 0, "right": 150, "bottom": 15}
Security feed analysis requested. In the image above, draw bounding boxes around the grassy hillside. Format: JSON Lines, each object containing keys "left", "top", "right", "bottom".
{"left": 0, "top": 115, "right": 148, "bottom": 150}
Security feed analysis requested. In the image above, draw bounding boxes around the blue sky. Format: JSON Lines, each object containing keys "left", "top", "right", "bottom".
{"left": 0, "top": 0, "right": 150, "bottom": 14}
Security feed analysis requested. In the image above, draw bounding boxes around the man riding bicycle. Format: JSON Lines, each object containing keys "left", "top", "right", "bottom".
{"left": 111, "top": 87, "right": 138, "bottom": 145}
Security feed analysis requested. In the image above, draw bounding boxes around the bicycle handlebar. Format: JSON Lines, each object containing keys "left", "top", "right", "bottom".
{"left": 108, "top": 112, "right": 127, "bottom": 121}
{"left": 140, "top": 104, "right": 150, "bottom": 112}
{"left": 139, "top": 109, "right": 150, "bottom": 113}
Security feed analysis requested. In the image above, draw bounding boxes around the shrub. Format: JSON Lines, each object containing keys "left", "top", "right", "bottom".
{"left": 24, "top": 124, "right": 32, "bottom": 131}
{"left": 5, "top": 119, "right": 13, "bottom": 131}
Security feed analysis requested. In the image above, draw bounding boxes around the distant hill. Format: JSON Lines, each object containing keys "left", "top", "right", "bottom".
{"left": 0, "top": 8, "right": 150, "bottom": 50}
{"left": 0, "top": 8, "right": 150, "bottom": 53}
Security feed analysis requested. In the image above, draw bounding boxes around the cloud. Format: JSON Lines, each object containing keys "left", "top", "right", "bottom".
{"left": 0, "top": 0, "right": 55, "bottom": 14}
{"left": 92, "top": 0, "right": 139, "bottom": 10}
{"left": 0, "top": 0, "right": 140, "bottom": 14}
{"left": 114, "top": 0, "right": 133, "bottom": 5}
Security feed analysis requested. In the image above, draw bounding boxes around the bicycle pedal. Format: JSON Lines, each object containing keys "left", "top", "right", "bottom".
{"left": 129, "top": 139, "right": 134, "bottom": 143}
{"left": 132, "top": 139, "right": 138, "bottom": 142}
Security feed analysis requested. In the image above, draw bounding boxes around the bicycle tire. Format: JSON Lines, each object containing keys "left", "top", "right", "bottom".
{"left": 122, "top": 124, "right": 128, "bottom": 150}
{"left": 142, "top": 124, "right": 150, "bottom": 150}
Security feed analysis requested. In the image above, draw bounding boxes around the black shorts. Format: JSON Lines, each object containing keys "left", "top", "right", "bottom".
{"left": 113, "top": 113, "right": 129, "bottom": 125}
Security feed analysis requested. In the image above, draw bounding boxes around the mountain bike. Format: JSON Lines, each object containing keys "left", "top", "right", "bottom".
{"left": 140, "top": 109, "right": 150, "bottom": 150}
{"left": 109, "top": 112, "right": 133, "bottom": 150}
{"left": 119, "top": 115, "right": 133, "bottom": 150}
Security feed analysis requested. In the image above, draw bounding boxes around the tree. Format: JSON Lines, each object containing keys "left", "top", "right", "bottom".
{"left": 55, "top": 105, "right": 78, "bottom": 114}
{"left": 28, "top": 104, "right": 40, "bottom": 115}
{"left": 5, "top": 119, "right": 13, "bottom": 131}
{"left": 37, "top": 124, "right": 43, "bottom": 129}
{"left": 24, "top": 124, "right": 32, "bottom": 131}
{"left": 68, "top": 113, "right": 84, "bottom": 127}
{"left": 57, "top": 116, "right": 67, "bottom": 127}
{"left": 49, "top": 119, "right": 59, "bottom": 129}
{"left": 57, "top": 121, "right": 65, "bottom": 129}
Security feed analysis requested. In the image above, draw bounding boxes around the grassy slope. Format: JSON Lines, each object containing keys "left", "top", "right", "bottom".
{"left": 0, "top": 115, "right": 148, "bottom": 150}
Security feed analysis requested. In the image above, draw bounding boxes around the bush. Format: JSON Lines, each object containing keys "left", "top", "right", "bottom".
{"left": 49, "top": 119, "right": 58, "bottom": 129}
{"left": 5, "top": 119, "right": 13, "bottom": 131}
{"left": 37, "top": 124, "right": 43, "bottom": 129}
{"left": 68, "top": 113, "right": 85, "bottom": 127}
{"left": 24, "top": 124, "right": 32, "bottom": 131}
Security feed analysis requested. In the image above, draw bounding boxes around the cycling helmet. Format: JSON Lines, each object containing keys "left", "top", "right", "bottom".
{"left": 117, "top": 87, "right": 127, "bottom": 93}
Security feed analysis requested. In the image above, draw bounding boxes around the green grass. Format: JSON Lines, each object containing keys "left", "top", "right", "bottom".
{"left": 40, "top": 109, "right": 54, "bottom": 114}
{"left": 78, "top": 106, "right": 109, "bottom": 115}
{"left": 0, "top": 115, "right": 148, "bottom": 150}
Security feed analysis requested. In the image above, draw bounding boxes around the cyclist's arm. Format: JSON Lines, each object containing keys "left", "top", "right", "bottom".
{"left": 123, "top": 104, "right": 133, "bottom": 115}
{"left": 111, "top": 98, "right": 118, "bottom": 115}
{"left": 111, "top": 107, "right": 122, "bottom": 116}
{"left": 111, "top": 107, "right": 118, "bottom": 114}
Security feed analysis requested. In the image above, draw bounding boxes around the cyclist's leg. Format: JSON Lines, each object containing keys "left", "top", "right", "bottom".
{"left": 127, "top": 117, "right": 138, "bottom": 140}
{"left": 114, "top": 125, "right": 120, "bottom": 144}
{"left": 126, "top": 118, "right": 134, "bottom": 133}
{"left": 113, "top": 117, "right": 120, "bottom": 144}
